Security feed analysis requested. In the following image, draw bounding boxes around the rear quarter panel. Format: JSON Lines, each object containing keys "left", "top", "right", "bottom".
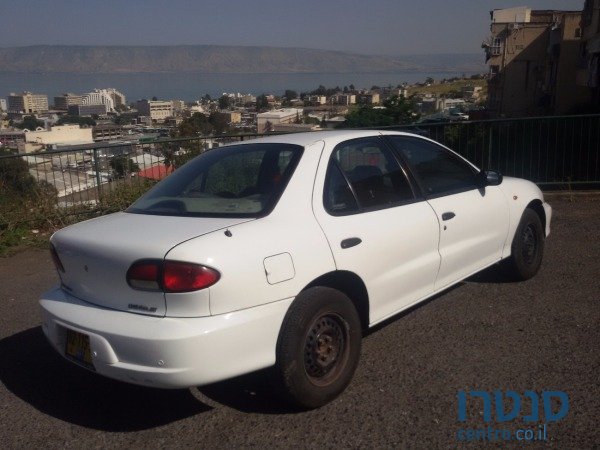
{"left": 165, "top": 140, "right": 337, "bottom": 316}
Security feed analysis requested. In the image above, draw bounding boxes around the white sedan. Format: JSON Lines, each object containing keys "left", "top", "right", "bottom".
{"left": 40, "top": 130, "right": 551, "bottom": 408}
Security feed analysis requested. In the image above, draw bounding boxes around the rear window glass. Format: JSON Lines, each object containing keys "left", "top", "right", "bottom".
{"left": 127, "top": 143, "right": 303, "bottom": 217}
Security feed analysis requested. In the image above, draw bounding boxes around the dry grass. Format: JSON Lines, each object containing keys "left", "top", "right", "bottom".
{"left": 407, "top": 78, "right": 487, "bottom": 100}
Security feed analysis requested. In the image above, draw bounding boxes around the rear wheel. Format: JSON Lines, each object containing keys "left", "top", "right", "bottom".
{"left": 506, "top": 208, "right": 545, "bottom": 281}
{"left": 274, "top": 287, "right": 362, "bottom": 409}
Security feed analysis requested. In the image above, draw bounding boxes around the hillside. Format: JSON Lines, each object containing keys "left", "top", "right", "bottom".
{"left": 0, "top": 46, "right": 484, "bottom": 74}
{"left": 407, "top": 78, "right": 487, "bottom": 98}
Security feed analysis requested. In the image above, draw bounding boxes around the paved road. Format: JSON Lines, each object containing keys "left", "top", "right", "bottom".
{"left": 1, "top": 195, "right": 599, "bottom": 448}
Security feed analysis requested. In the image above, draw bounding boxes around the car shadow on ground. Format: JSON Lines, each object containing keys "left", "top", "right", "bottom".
{"left": 197, "top": 370, "right": 299, "bottom": 415}
{"left": 0, "top": 327, "right": 211, "bottom": 431}
{"left": 466, "top": 262, "right": 517, "bottom": 284}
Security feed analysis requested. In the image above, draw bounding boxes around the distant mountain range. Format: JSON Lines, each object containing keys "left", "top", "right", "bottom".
{"left": 0, "top": 45, "right": 485, "bottom": 74}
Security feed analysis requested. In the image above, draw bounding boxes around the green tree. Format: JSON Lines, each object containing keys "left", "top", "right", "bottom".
{"left": 109, "top": 156, "right": 140, "bottom": 179}
{"left": 0, "top": 149, "right": 38, "bottom": 195}
{"left": 209, "top": 112, "right": 229, "bottom": 134}
{"left": 113, "top": 113, "right": 137, "bottom": 125}
{"left": 284, "top": 90, "right": 298, "bottom": 101}
{"left": 256, "top": 94, "right": 269, "bottom": 111}
{"left": 313, "top": 85, "right": 327, "bottom": 96}
{"left": 15, "top": 115, "right": 44, "bottom": 130}
{"left": 176, "top": 112, "right": 214, "bottom": 137}
{"left": 382, "top": 95, "right": 417, "bottom": 124}
{"left": 218, "top": 95, "right": 231, "bottom": 110}
{"left": 340, "top": 106, "right": 394, "bottom": 128}
{"left": 338, "top": 95, "right": 418, "bottom": 128}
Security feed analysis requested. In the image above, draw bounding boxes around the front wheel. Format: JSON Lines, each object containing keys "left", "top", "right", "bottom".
{"left": 274, "top": 287, "right": 362, "bottom": 409}
{"left": 506, "top": 208, "right": 545, "bottom": 281}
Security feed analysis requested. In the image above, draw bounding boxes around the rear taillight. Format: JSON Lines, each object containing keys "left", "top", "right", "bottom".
{"left": 163, "top": 261, "right": 220, "bottom": 293}
{"left": 126, "top": 260, "right": 220, "bottom": 292}
{"left": 50, "top": 244, "right": 65, "bottom": 273}
{"left": 127, "top": 260, "right": 161, "bottom": 290}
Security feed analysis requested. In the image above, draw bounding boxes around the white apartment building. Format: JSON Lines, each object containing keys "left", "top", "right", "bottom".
{"left": 136, "top": 100, "right": 174, "bottom": 122}
{"left": 8, "top": 92, "right": 49, "bottom": 114}
{"left": 306, "top": 95, "right": 327, "bottom": 105}
{"left": 107, "top": 88, "right": 126, "bottom": 108}
{"left": 54, "top": 93, "right": 83, "bottom": 110}
{"left": 256, "top": 108, "right": 303, "bottom": 133}
{"left": 18, "top": 124, "right": 94, "bottom": 153}
{"left": 332, "top": 94, "right": 356, "bottom": 105}
{"left": 82, "top": 89, "right": 116, "bottom": 112}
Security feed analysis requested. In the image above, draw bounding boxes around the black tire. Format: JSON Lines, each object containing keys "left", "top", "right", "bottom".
{"left": 273, "top": 287, "right": 362, "bottom": 409}
{"left": 506, "top": 208, "right": 545, "bottom": 281}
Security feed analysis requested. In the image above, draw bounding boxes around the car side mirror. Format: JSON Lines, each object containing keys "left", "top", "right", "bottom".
{"left": 479, "top": 170, "right": 503, "bottom": 186}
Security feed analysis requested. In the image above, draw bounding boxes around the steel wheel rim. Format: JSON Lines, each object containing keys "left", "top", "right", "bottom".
{"left": 304, "top": 313, "right": 348, "bottom": 386}
{"left": 522, "top": 223, "right": 538, "bottom": 265}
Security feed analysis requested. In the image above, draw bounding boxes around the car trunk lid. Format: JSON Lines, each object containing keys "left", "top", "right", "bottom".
{"left": 51, "top": 212, "right": 251, "bottom": 317}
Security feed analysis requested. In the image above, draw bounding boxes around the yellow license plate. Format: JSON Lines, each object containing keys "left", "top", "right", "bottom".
{"left": 65, "top": 329, "right": 95, "bottom": 370}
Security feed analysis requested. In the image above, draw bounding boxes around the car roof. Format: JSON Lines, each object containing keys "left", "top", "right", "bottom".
{"left": 236, "top": 129, "right": 423, "bottom": 148}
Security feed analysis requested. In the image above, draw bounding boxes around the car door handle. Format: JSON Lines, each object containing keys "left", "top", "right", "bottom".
{"left": 341, "top": 237, "right": 362, "bottom": 249}
{"left": 442, "top": 212, "right": 456, "bottom": 221}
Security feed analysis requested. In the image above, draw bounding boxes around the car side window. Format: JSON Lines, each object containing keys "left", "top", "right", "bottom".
{"left": 387, "top": 136, "right": 479, "bottom": 197}
{"left": 324, "top": 163, "right": 359, "bottom": 213}
{"left": 325, "top": 137, "right": 414, "bottom": 213}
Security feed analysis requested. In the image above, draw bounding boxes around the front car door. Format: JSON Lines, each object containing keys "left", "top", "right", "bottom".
{"left": 385, "top": 135, "right": 509, "bottom": 291}
{"left": 312, "top": 135, "right": 441, "bottom": 325}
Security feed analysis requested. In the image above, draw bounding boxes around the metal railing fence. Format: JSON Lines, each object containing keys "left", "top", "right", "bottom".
{"left": 1, "top": 114, "right": 599, "bottom": 230}
{"left": 388, "top": 114, "right": 600, "bottom": 187}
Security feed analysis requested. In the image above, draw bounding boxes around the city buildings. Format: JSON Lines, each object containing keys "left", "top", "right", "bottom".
{"left": 7, "top": 92, "right": 49, "bottom": 114}
{"left": 107, "top": 88, "right": 126, "bottom": 109}
{"left": 68, "top": 104, "right": 109, "bottom": 116}
{"left": 82, "top": 89, "right": 116, "bottom": 112}
{"left": 219, "top": 111, "right": 242, "bottom": 124}
{"left": 54, "top": 93, "right": 83, "bottom": 111}
{"left": 92, "top": 124, "right": 124, "bottom": 141}
{"left": 17, "top": 124, "right": 94, "bottom": 153}
{"left": 331, "top": 94, "right": 356, "bottom": 106}
{"left": 577, "top": 0, "right": 600, "bottom": 107}
{"left": 484, "top": 7, "right": 589, "bottom": 116}
{"left": 0, "top": 130, "right": 26, "bottom": 149}
{"left": 135, "top": 99, "right": 174, "bottom": 122}
{"left": 356, "top": 92, "right": 380, "bottom": 105}
{"left": 306, "top": 95, "right": 327, "bottom": 105}
{"left": 256, "top": 108, "right": 303, "bottom": 133}
{"left": 461, "top": 85, "right": 483, "bottom": 102}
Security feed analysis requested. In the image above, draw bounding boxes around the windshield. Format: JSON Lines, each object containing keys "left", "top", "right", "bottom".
{"left": 127, "top": 143, "right": 303, "bottom": 218}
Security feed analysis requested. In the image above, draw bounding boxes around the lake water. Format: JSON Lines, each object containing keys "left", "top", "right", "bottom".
{"left": 0, "top": 71, "right": 477, "bottom": 102}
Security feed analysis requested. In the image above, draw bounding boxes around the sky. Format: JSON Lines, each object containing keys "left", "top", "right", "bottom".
{"left": 0, "top": 0, "right": 585, "bottom": 55}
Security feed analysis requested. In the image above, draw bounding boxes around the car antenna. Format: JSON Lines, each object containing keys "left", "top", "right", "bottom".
{"left": 224, "top": 229, "right": 232, "bottom": 237}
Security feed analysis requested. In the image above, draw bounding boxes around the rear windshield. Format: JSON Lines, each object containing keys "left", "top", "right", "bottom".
{"left": 127, "top": 143, "right": 303, "bottom": 218}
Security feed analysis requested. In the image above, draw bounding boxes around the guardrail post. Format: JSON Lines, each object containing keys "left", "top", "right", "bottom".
{"left": 93, "top": 148, "right": 102, "bottom": 202}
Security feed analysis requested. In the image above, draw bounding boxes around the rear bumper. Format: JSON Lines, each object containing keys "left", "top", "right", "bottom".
{"left": 39, "top": 286, "right": 292, "bottom": 388}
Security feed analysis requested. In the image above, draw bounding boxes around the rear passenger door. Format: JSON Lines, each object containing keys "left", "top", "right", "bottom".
{"left": 386, "top": 135, "right": 509, "bottom": 290}
{"left": 313, "top": 136, "right": 441, "bottom": 324}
